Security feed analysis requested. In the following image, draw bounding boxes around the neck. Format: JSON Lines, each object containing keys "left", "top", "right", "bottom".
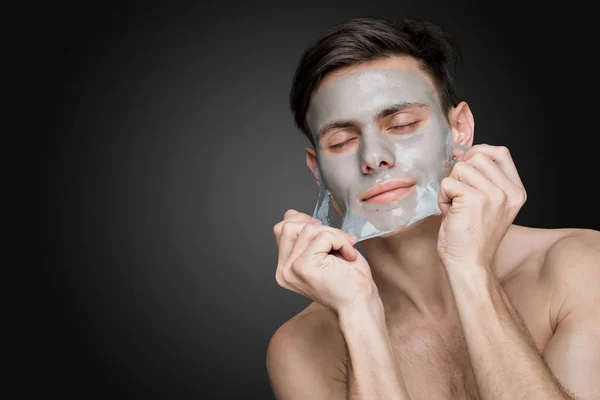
{"left": 360, "top": 215, "right": 456, "bottom": 322}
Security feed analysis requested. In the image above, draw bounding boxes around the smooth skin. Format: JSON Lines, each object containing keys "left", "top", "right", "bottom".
{"left": 268, "top": 56, "right": 599, "bottom": 400}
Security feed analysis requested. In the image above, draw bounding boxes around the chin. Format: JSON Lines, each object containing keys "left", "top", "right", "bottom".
{"left": 367, "top": 214, "right": 442, "bottom": 240}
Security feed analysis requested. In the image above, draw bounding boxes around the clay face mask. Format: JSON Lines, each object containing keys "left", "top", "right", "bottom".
{"left": 306, "top": 67, "right": 467, "bottom": 241}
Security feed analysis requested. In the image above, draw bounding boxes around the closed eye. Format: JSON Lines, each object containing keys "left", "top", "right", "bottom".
{"left": 329, "top": 137, "right": 358, "bottom": 151}
{"left": 388, "top": 121, "right": 419, "bottom": 132}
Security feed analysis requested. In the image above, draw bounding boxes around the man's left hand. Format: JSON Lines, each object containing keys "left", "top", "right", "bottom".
{"left": 437, "top": 144, "right": 527, "bottom": 269}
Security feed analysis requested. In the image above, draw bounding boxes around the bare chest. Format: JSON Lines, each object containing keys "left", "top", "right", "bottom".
{"left": 388, "top": 328, "right": 480, "bottom": 400}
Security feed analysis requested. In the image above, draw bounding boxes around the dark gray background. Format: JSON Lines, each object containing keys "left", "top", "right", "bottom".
{"left": 27, "top": 0, "right": 598, "bottom": 398}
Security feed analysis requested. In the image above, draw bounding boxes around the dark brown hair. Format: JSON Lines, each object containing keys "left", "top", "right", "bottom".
{"left": 289, "top": 17, "right": 461, "bottom": 146}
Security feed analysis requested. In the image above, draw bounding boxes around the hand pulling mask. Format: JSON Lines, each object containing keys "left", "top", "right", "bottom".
{"left": 307, "top": 67, "right": 469, "bottom": 242}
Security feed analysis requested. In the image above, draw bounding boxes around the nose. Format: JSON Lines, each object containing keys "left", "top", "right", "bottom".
{"left": 360, "top": 137, "right": 396, "bottom": 174}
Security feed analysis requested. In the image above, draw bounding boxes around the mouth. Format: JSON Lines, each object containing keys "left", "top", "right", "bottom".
{"left": 361, "top": 178, "right": 417, "bottom": 204}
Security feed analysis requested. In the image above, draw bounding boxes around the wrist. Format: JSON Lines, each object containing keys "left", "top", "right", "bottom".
{"left": 444, "top": 260, "right": 491, "bottom": 281}
{"left": 337, "top": 294, "right": 386, "bottom": 331}
{"left": 336, "top": 294, "right": 409, "bottom": 399}
{"left": 445, "top": 262, "right": 504, "bottom": 317}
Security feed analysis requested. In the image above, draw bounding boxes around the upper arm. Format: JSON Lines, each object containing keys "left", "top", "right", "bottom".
{"left": 266, "top": 314, "right": 347, "bottom": 400}
{"left": 541, "top": 229, "right": 600, "bottom": 400}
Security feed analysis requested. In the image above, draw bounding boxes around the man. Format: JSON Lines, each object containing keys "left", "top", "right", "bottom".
{"left": 267, "top": 17, "right": 599, "bottom": 400}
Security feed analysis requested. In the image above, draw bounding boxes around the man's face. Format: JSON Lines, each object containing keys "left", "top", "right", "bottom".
{"left": 306, "top": 56, "right": 453, "bottom": 232}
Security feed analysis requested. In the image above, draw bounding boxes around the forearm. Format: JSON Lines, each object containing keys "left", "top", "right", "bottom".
{"left": 446, "top": 266, "right": 573, "bottom": 400}
{"left": 337, "top": 296, "right": 410, "bottom": 400}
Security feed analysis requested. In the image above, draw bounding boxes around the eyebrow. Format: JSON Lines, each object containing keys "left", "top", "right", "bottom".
{"left": 317, "top": 102, "right": 430, "bottom": 140}
{"left": 374, "top": 102, "right": 429, "bottom": 120}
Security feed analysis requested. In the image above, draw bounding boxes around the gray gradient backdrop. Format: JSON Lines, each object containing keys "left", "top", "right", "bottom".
{"left": 28, "top": 1, "right": 599, "bottom": 398}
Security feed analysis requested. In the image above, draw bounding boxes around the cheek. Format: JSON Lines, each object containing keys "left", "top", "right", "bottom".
{"left": 395, "top": 130, "right": 448, "bottom": 177}
{"left": 318, "top": 153, "right": 359, "bottom": 197}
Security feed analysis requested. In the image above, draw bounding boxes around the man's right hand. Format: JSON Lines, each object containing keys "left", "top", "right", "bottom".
{"left": 273, "top": 209, "right": 379, "bottom": 315}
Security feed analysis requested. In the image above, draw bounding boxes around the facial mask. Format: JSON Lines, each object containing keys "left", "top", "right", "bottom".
{"left": 306, "top": 67, "right": 469, "bottom": 242}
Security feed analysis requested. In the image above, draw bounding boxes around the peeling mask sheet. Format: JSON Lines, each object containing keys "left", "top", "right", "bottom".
{"left": 307, "top": 67, "right": 468, "bottom": 242}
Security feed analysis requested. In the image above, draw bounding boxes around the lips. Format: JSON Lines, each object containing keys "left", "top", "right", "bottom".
{"left": 361, "top": 178, "right": 417, "bottom": 204}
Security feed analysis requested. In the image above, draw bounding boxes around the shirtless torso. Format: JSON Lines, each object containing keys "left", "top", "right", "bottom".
{"left": 267, "top": 225, "right": 596, "bottom": 399}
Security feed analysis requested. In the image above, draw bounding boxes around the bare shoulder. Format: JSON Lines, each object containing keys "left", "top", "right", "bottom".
{"left": 538, "top": 228, "right": 600, "bottom": 326}
{"left": 540, "top": 227, "right": 600, "bottom": 276}
{"left": 499, "top": 225, "right": 599, "bottom": 325}
{"left": 494, "top": 226, "right": 599, "bottom": 353}
{"left": 266, "top": 302, "right": 347, "bottom": 399}
{"left": 495, "top": 225, "right": 598, "bottom": 281}
{"left": 537, "top": 229, "right": 600, "bottom": 399}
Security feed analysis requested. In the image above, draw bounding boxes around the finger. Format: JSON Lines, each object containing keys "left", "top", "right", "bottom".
{"left": 279, "top": 230, "right": 356, "bottom": 304}
{"left": 438, "top": 177, "right": 484, "bottom": 213}
{"left": 305, "top": 231, "right": 358, "bottom": 264}
{"left": 466, "top": 152, "right": 527, "bottom": 207}
{"left": 276, "top": 224, "right": 314, "bottom": 299}
{"left": 289, "top": 225, "right": 358, "bottom": 267}
{"left": 465, "top": 152, "right": 512, "bottom": 189}
{"left": 284, "top": 209, "right": 315, "bottom": 222}
{"left": 450, "top": 161, "right": 497, "bottom": 193}
{"left": 274, "top": 213, "right": 321, "bottom": 247}
{"left": 278, "top": 222, "right": 352, "bottom": 265}
{"left": 276, "top": 264, "right": 311, "bottom": 299}
{"left": 280, "top": 229, "right": 354, "bottom": 300}
{"left": 348, "top": 233, "right": 358, "bottom": 244}
{"left": 286, "top": 223, "right": 322, "bottom": 268}
{"left": 277, "top": 221, "right": 318, "bottom": 264}
{"left": 276, "top": 208, "right": 354, "bottom": 246}
{"left": 284, "top": 209, "right": 299, "bottom": 219}
{"left": 461, "top": 144, "right": 524, "bottom": 188}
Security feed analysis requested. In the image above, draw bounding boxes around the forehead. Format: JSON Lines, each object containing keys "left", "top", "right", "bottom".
{"left": 306, "top": 57, "right": 440, "bottom": 133}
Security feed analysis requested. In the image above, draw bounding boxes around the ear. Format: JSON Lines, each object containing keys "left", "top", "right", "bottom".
{"left": 447, "top": 101, "right": 475, "bottom": 147}
{"left": 305, "top": 146, "right": 320, "bottom": 184}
